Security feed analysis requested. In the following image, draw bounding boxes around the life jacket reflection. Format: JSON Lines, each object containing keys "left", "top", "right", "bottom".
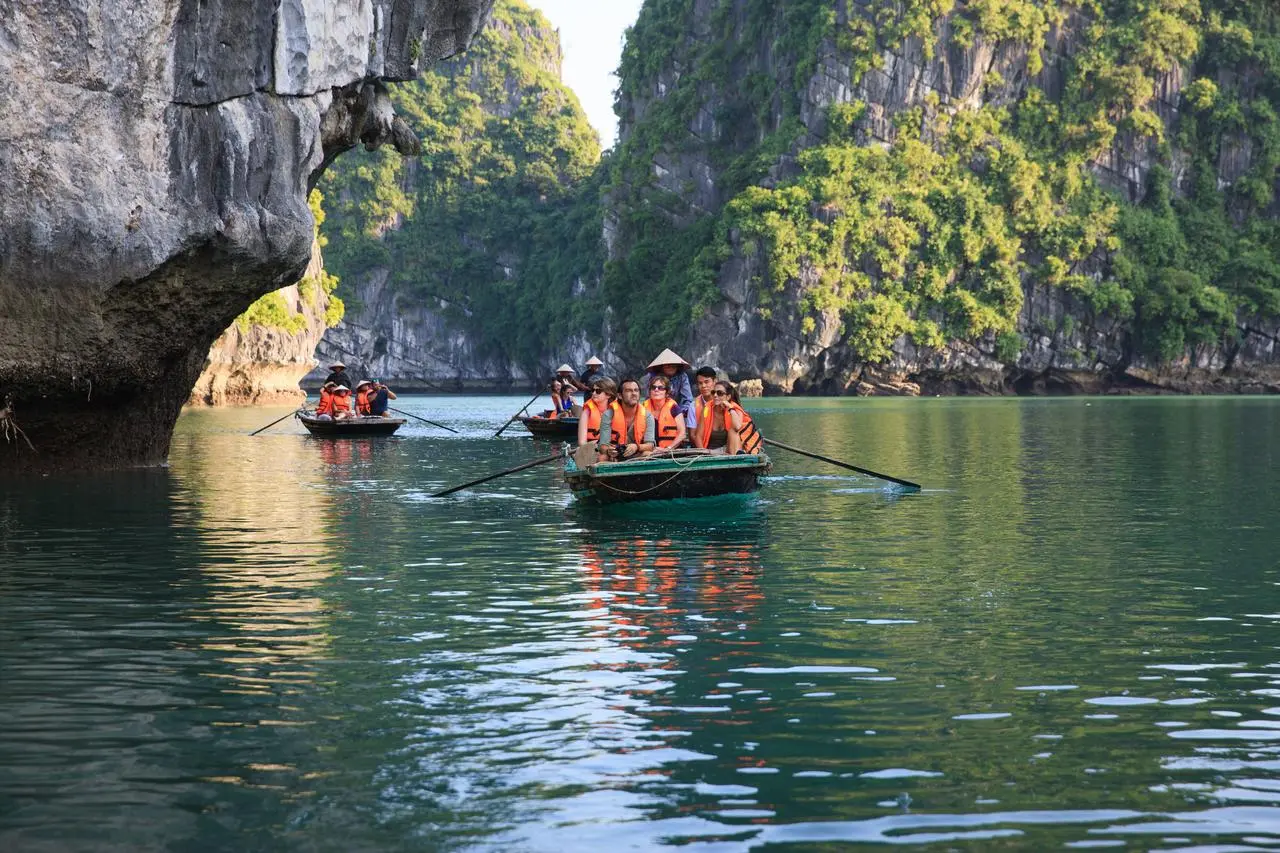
{"left": 645, "top": 397, "right": 681, "bottom": 448}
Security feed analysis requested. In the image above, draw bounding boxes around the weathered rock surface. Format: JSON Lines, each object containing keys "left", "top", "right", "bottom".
{"left": 188, "top": 237, "right": 333, "bottom": 406}
{"left": 0, "top": 0, "right": 494, "bottom": 472}
{"left": 308, "top": 268, "right": 607, "bottom": 390}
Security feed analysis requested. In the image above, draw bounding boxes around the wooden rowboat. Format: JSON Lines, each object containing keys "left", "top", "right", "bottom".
{"left": 297, "top": 412, "right": 406, "bottom": 437}
{"left": 563, "top": 449, "right": 771, "bottom": 504}
{"left": 520, "top": 412, "right": 579, "bottom": 439}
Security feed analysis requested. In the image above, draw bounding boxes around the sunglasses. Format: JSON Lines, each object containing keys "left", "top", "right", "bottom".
{"left": 712, "top": 390, "right": 729, "bottom": 396}
{"left": 649, "top": 384, "right": 668, "bottom": 391}
{"left": 591, "top": 388, "right": 609, "bottom": 395}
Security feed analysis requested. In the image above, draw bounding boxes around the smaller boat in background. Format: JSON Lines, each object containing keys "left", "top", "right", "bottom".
{"left": 297, "top": 412, "right": 406, "bottom": 437}
{"left": 564, "top": 449, "right": 771, "bottom": 504}
{"left": 520, "top": 411, "right": 579, "bottom": 439}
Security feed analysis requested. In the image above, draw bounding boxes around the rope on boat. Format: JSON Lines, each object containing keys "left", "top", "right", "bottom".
{"left": 589, "top": 452, "right": 713, "bottom": 496}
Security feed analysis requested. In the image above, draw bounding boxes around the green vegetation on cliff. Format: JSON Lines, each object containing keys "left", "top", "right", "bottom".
{"left": 604, "top": 0, "right": 1280, "bottom": 364}
{"left": 237, "top": 190, "right": 343, "bottom": 334}
{"left": 319, "top": 0, "right": 603, "bottom": 372}
{"left": 319, "top": 0, "right": 1280, "bottom": 372}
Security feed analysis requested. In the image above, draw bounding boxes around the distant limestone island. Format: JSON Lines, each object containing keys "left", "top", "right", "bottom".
{"left": 214, "top": 0, "right": 1280, "bottom": 400}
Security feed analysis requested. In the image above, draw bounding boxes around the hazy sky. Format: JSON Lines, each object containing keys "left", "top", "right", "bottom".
{"left": 526, "top": 0, "right": 645, "bottom": 150}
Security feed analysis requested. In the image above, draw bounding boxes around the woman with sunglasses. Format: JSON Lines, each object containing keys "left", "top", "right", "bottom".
{"left": 696, "top": 380, "right": 763, "bottom": 454}
{"left": 577, "top": 378, "right": 618, "bottom": 448}
{"left": 644, "top": 377, "right": 687, "bottom": 449}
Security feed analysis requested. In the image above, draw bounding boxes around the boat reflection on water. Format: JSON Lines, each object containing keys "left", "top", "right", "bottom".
{"left": 315, "top": 436, "right": 378, "bottom": 468}
{"left": 572, "top": 506, "right": 772, "bottom": 713}
{"left": 577, "top": 531, "right": 765, "bottom": 655}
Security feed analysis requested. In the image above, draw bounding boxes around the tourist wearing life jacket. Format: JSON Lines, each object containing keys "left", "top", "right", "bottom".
{"left": 644, "top": 376, "right": 687, "bottom": 449}
{"left": 597, "top": 378, "right": 655, "bottom": 460}
{"left": 696, "top": 380, "right": 762, "bottom": 454}
{"left": 354, "top": 380, "right": 374, "bottom": 416}
{"left": 577, "top": 377, "right": 618, "bottom": 447}
{"left": 315, "top": 382, "right": 337, "bottom": 419}
{"left": 690, "top": 366, "right": 717, "bottom": 448}
{"left": 330, "top": 386, "right": 354, "bottom": 419}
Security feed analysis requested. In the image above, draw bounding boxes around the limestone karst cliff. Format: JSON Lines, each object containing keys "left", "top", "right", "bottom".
{"left": 0, "top": 0, "right": 494, "bottom": 472}
{"left": 189, "top": 191, "right": 344, "bottom": 405}
{"left": 601, "top": 0, "right": 1280, "bottom": 394}
{"left": 311, "top": 0, "right": 1280, "bottom": 396}
{"left": 312, "top": 0, "right": 603, "bottom": 388}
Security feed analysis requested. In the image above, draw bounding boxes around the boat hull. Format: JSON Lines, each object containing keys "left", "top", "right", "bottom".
{"left": 520, "top": 415, "right": 578, "bottom": 439}
{"left": 564, "top": 453, "right": 771, "bottom": 504}
{"left": 298, "top": 414, "right": 406, "bottom": 436}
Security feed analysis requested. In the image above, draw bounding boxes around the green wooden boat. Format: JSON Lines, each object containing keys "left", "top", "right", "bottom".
{"left": 563, "top": 450, "right": 771, "bottom": 504}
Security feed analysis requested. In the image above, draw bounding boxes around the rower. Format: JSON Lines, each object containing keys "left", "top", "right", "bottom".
{"left": 645, "top": 349, "right": 697, "bottom": 434}
{"left": 644, "top": 375, "right": 687, "bottom": 449}
{"left": 581, "top": 356, "right": 604, "bottom": 395}
{"left": 323, "top": 362, "right": 352, "bottom": 390}
{"left": 598, "top": 378, "right": 655, "bottom": 461}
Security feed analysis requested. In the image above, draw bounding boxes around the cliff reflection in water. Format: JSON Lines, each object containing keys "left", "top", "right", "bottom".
{"left": 170, "top": 429, "right": 345, "bottom": 691}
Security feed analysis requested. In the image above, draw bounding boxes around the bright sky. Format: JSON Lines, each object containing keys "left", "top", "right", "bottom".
{"left": 526, "top": 0, "right": 645, "bottom": 150}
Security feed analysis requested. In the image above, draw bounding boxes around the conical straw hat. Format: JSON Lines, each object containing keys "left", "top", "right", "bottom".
{"left": 585, "top": 356, "right": 604, "bottom": 367}
{"left": 555, "top": 363, "right": 575, "bottom": 373}
{"left": 647, "top": 348, "right": 690, "bottom": 370}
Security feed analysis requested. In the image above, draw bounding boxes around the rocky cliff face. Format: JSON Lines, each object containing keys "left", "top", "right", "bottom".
{"left": 0, "top": 0, "right": 494, "bottom": 472}
{"left": 311, "top": 0, "right": 604, "bottom": 387}
{"left": 604, "top": 0, "right": 1280, "bottom": 395}
{"left": 188, "top": 236, "right": 333, "bottom": 406}
{"left": 306, "top": 266, "right": 605, "bottom": 390}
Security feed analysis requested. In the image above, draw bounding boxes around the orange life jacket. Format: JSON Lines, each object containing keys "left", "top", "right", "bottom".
{"left": 356, "top": 388, "right": 373, "bottom": 416}
{"left": 609, "top": 401, "right": 648, "bottom": 446}
{"left": 316, "top": 388, "right": 335, "bottom": 416}
{"left": 645, "top": 397, "right": 681, "bottom": 448}
{"left": 582, "top": 398, "right": 608, "bottom": 441}
{"left": 331, "top": 393, "right": 352, "bottom": 416}
{"left": 697, "top": 400, "right": 761, "bottom": 453}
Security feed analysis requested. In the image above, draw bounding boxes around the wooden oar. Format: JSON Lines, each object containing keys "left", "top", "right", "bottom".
{"left": 388, "top": 407, "right": 458, "bottom": 434}
{"left": 762, "top": 438, "right": 921, "bottom": 491}
{"left": 431, "top": 451, "right": 563, "bottom": 497}
{"left": 249, "top": 408, "right": 301, "bottom": 436}
{"left": 493, "top": 388, "right": 544, "bottom": 438}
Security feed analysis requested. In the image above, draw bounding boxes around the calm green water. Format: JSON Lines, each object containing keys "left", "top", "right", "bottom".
{"left": 2, "top": 396, "right": 1280, "bottom": 851}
